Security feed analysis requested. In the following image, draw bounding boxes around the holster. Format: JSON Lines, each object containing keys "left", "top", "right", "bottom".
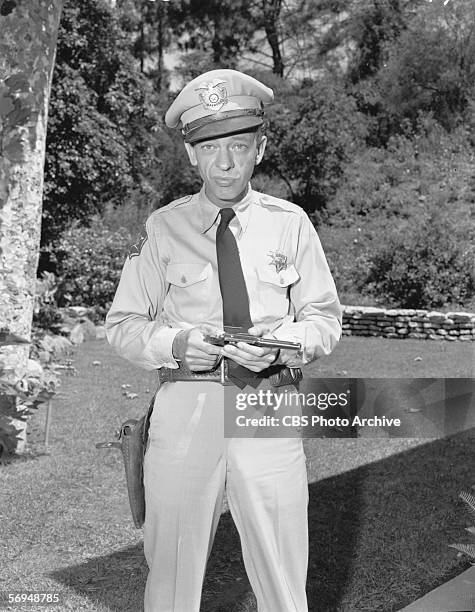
{"left": 96, "top": 393, "right": 156, "bottom": 529}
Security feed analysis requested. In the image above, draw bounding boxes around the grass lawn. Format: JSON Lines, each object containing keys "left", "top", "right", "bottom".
{"left": 1, "top": 336, "right": 474, "bottom": 612}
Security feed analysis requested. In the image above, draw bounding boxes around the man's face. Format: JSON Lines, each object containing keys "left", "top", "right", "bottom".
{"left": 185, "top": 131, "right": 267, "bottom": 208}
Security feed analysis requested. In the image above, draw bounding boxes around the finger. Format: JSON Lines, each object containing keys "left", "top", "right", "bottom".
{"left": 197, "top": 343, "right": 222, "bottom": 356}
{"left": 224, "top": 343, "right": 267, "bottom": 359}
{"left": 225, "top": 354, "right": 269, "bottom": 371}
{"left": 247, "top": 325, "right": 270, "bottom": 337}
{"left": 186, "top": 356, "right": 220, "bottom": 369}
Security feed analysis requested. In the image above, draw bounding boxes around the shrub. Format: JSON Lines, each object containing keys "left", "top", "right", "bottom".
{"left": 358, "top": 211, "right": 474, "bottom": 309}
{"left": 52, "top": 223, "right": 132, "bottom": 316}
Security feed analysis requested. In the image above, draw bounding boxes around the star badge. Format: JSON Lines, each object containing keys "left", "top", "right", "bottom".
{"left": 267, "top": 251, "right": 288, "bottom": 273}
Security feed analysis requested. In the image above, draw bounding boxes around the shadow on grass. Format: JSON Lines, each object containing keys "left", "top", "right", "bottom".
{"left": 51, "top": 430, "right": 474, "bottom": 612}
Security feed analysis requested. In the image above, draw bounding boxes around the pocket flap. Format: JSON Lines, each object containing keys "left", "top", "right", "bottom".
{"left": 257, "top": 264, "right": 300, "bottom": 287}
{"left": 166, "top": 263, "right": 211, "bottom": 287}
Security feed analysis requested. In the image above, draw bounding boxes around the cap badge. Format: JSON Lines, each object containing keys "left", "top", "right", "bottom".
{"left": 196, "top": 79, "right": 228, "bottom": 112}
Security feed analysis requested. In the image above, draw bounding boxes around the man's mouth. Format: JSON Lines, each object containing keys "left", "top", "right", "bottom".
{"left": 213, "top": 177, "right": 236, "bottom": 186}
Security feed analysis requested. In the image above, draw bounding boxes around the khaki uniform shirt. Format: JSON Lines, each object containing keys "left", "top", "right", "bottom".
{"left": 105, "top": 185, "right": 342, "bottom": 370}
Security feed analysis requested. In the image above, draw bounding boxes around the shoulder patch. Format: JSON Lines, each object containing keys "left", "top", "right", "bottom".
{"left": 128, "top": 225, "right": 148, "bottom": 260}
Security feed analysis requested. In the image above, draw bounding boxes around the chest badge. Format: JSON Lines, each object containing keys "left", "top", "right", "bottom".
{"left": 268, "top": 250, "right": 288, "bottom": 273}
{"left": 196, "top": 79, "right": 228, "bottom": 112}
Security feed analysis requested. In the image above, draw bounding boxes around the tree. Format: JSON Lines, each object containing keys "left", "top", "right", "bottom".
{"left": 167, "top": 0, "right": 257, "bottom": 69}
{"left": 41, "top": 0, "right": 163, "bottom": 253}
{"left": 0, "top": 0, "right": 63, "bottom": 450}
{"left": 260, "top": 77, "right": 367, "bottom": 212}
{"left": 376, "top": 0, "right": 475, "bottom": 131}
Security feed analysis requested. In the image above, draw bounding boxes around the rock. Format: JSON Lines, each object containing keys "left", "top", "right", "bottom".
{"left": 78, "top": 318, "right": 97, "bottom": 341}
{"left": 95, "top": 325, "right": 106, "bottom": 340}
{"left": 67, "top": 306, "right": 90, "bottom": 317}
{"left": 70, "top": 324, "right": 85, "bottom": 345}
{"left": 27, "top": 358, "right": 43, "bottom": 378}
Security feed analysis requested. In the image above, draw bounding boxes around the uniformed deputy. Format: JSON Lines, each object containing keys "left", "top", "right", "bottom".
{"left": 106, "top": 69, "right": 342, "bottom": 612}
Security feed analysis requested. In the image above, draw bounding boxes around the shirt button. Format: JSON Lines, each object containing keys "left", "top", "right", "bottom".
{"left": 280, "top": 277, "right": 284, "bottom": 284}
{"left": 181, "top": 275, "right": 187, "bottom": 283}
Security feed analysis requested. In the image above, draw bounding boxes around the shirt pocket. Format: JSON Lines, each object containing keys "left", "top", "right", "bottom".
{"left": 255, "top": 264, "right": 300, "bottom": 318}
{"left": 164, "top": 262, "right": 213, "bottom": 322}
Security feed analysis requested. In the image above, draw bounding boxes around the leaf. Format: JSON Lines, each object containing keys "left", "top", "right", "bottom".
{"left": 448, "top": 543, "right": 475, "bottom": 559}
{"left": 460, "top": 490, "right": 475, "bottom": 518}
{"left": 2, "top": 137, "right": 26, "bottom": 163}
{"left": 7, "top": 100, "right": 33, "bottom": 127}
{"left": 123, "top": 392, "right": 138, "bottom": 400}
{"left": 0, "top": 94, "right": 14, "bottom": 116}
{"left": 4, "top": 73, "right": 30, "bottom": 93}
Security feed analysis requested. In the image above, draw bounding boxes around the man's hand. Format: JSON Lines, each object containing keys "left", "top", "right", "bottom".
{"left": 173, "top": 326, "right": 222, "bottom": 371}
{"left": 221, "top": 325, "right": 279, "bottom": 372}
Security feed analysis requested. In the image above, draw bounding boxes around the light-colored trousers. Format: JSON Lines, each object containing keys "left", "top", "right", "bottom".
{"left": 143, "top": 380, "right": 309, "bottom": 612}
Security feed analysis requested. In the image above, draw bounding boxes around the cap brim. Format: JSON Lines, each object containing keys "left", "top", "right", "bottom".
{"left": 185, "top": 116, "right": 264, "bottom": 143}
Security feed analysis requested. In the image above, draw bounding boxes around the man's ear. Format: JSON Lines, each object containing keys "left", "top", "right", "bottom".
{"left": 255, "top": 135, "right": 267, "bottom": 166}
{"left": 184, "top": 141, "right": 197, "bottom": 166}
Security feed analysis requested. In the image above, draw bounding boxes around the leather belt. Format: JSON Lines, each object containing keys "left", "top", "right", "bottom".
{"left": 157, "top": 359, "right": 302, "bottom": 388}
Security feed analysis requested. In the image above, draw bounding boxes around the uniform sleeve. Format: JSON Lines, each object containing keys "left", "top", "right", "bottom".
{"left": 272, "top": 212, "right": 342, "bottom": 366}
{"left": 105, "top": 215, "right": 181, "bottom": 371}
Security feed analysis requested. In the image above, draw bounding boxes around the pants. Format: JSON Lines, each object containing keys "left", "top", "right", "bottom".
{"left": 143, "top": 381, "right": 309, "bottom": 612}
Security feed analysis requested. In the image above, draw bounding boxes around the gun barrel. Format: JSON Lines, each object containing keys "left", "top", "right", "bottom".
{"left": 223, "top": 334, "right": 300, "bottom": 351}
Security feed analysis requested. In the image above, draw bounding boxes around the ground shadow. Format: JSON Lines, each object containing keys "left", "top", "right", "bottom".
{"left": 51, "top": 429, "right": 474, "bottom": 612}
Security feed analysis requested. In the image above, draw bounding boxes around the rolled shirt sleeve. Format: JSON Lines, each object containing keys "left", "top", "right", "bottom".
{"left": 105, "top": 216, "right": 182, "bottom": 371}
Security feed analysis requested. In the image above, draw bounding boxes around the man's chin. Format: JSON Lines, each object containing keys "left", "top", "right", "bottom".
{"left": 208, "top": 186, "right": 247, "bottom": 205}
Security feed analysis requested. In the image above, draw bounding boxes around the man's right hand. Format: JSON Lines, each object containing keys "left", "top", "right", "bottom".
{"left": 172, "top": 326, "right": 222, "bottom": 371}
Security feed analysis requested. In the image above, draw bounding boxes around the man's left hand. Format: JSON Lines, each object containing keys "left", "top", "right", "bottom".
{"left": 221, "top": 325, "right": 279, "bottom": 372}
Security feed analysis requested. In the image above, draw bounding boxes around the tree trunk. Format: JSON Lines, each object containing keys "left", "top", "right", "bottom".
{"left": 0, "top": 0, "right": 63, "bottom": 452}
{"left": 262, "top": 0, "right": 284, "bottom": 77}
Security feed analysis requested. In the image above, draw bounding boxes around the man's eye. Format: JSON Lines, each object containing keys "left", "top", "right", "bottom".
{"left": 232, "top": 144, "right": 248, "bottom": 151}
{"left": 200, "top": 144, "right": 216, "bottom": 151}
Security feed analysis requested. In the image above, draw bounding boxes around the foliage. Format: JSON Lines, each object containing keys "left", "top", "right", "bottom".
{"left": 167, "top": 0, "right": 259, "bottom": 69}
{"left": 320, "top": 119, "right": 474, "bottom": 308}
{"left": 51, "top": 223, "right": 132, "bottom": 315}
{"left": 42, "top": 0, "right": 162, "bottom": 252}
{"left": 118, "top": 0, "right": 172, "bottom": 91}
{"left": 327, "top": 119, "right": 474, "bottom": 221}
{"left": 261, "top": 77, "right": 368, "bottom": 211}
{"left": 358, "top": 209, "right": 474, "bottom": 309}
{"left": 376, "top": 0, "right": 475, "bottom": 132}
{"left": 0, "top": 332, "right": 60, "bottom": 458}
{"left": 33, "top": 272, "right": 62, "bottom": 331}
{"left": 449, "top": 489, "right": 475, "bottom": 561}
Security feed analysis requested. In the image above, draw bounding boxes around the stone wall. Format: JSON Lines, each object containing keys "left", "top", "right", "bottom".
{"left": 342, "top": 306, "right": 475, "bottom": 341}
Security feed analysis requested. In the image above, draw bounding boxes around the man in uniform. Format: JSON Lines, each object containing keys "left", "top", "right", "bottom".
{"left": 106, "top": 69, "right": 341, "bottom": 612}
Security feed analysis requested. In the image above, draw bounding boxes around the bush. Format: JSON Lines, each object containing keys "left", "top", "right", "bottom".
{"left": 261, "top": 77, "right": 368, "bottom": 212}
{"left": 359, "top": 211, "right": 474, "bottom": 309}
{"left": 52, "top": 223, "right": 132, "bottom": 317}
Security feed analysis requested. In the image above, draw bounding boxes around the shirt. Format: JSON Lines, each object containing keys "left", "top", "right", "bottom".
{"left": 105, "top": 185, "right": 342, "bottom": 370}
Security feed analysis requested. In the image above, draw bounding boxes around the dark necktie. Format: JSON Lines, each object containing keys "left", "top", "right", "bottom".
{"left": 216, "top": 208, "right": 257, "bottom": 388}
{"left": 216, "top": 208, "right": 253, "bottom": 332}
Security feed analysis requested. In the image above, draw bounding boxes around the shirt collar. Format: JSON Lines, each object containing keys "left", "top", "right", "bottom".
{"left": 198, "top": 183, "right": 254, "bottom": 237}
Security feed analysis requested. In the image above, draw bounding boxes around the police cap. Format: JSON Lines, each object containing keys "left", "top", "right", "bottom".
{"left": 165, "top": 69, "right": 274, "bottom": 143}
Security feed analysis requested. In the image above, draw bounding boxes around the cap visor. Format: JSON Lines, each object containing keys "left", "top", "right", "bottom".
{"left": 186, "top": 116, "right": 263, "bottom": 143}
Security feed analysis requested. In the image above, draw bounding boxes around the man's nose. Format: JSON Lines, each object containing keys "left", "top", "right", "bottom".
{"left": 216, "top": 147, "right": 233, "bottom": 171}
